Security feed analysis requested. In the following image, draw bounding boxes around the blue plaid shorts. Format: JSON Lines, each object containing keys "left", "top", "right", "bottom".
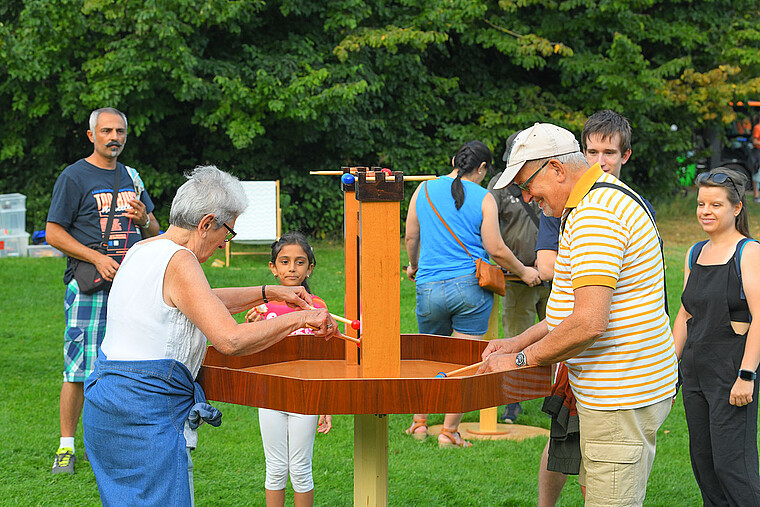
{"left": 63, "top": 280, "right": 108, "bottom": 382}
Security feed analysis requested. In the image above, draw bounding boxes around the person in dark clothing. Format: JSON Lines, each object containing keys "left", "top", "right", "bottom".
{"left": 673, "top": 167, "right": 760, "bottom": 507}
{"left": 488, "top": 132, "right": 551, "bottom": 424}
{"left": 46, "top": 107, "right": 160, "bottom": 474}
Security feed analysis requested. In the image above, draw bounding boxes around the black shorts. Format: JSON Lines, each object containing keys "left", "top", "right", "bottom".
{"left": 542, "top": 394, "right": 581, "bottom": 475}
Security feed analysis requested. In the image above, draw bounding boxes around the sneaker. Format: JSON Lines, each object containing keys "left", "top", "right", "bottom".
{"left": 52, "top": 447, "right": 75, "bottom": 475}
{"left": 500, "top": 403, "right": 523, "bottom": 424}
{"left": 753, "top": 197, "right": 760, "bottom": 203}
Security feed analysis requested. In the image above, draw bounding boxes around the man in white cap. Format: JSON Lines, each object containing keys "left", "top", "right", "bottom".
{"left": 479, "top": 123, "right": 678, "bottom": 506}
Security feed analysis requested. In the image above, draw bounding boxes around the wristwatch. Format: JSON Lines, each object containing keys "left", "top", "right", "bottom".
{"left": 739, "top": 369, "right": 757, "bottom": 381}
{"left": 139, "top": 216, "right": 151, "bottom": 229}
{"left": 515, "top": 351, "right": 527, "bottom": 368}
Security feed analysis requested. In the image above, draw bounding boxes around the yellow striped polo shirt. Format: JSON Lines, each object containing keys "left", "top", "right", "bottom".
{"left": 546, "top": 164, "right": 678, "bottom": 410}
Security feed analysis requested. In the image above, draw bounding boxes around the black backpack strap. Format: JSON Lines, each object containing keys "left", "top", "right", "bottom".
{"left": 101, "top": 168, "right": 121, "bottom": 248}
{"left": 560, "top": 182, "right": 655, "bottom": 235}
{"left": 688, "top": 241, "right": 708, "bottom": 271}
{"left": 589, "top": 181, "right": 669, "bottom": 315}
{"left": 508, "top": 184, "right": 540, "bottom": 228}
{"left": 591, "top": 182, "right": 657, "bottom": 231}
{"left": 735, "top": 238, "right": 758, "bottom": 301}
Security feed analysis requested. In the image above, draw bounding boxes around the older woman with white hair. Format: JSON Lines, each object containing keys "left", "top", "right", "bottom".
{"left": 83, "top": 165, "right": 338, "bottom": 507}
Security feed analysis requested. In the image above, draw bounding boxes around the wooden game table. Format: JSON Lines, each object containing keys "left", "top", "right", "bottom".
{"left": 199, "top": 333, "right": 549, "bottom": 415}
{"left": 198, "top": 168, "right": 551, "bottom": 506}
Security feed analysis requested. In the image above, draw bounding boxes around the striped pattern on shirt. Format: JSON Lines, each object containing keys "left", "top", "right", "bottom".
{"left": 546, "top": 168, "right": 678, "bottom": 410}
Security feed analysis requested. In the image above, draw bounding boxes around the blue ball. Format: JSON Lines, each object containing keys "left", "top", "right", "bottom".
{"left": 341, "top": 173, "right": 355, "bottom": 185}
{"left": 435, "top": 372, "right": 447, "bottom": 378}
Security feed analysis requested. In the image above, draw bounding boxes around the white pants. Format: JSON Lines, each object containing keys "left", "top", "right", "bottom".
{"left": 258, "top": 408, "right": 319, "bottom": 493}
{"left": 186, "top": 447, "right": 194, "bottom": 507}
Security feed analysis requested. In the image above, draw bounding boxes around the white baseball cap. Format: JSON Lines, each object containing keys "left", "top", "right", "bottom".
{"left": 492, "top": 122, "right": 580, "bottom": 189}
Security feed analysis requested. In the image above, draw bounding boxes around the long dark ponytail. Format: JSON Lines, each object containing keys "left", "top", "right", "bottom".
{"left": 451, "top": 140, "right": 493, "bottom": 210}
{"left": 270, "top": 231, "right": 317, "bottom": 293}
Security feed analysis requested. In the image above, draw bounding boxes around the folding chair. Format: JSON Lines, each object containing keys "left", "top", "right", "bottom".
{"left": 225, "top": 180, "right": 281, "bottom": 266}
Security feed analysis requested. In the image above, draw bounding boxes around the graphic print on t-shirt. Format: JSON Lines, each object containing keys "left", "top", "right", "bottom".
{"left": 91, "top": 186, "right": 142, "bottom": 260}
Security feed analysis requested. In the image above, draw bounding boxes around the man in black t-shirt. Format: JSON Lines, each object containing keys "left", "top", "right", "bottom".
{"left": 46, "top": 107, "right": 159, "bottom": 474}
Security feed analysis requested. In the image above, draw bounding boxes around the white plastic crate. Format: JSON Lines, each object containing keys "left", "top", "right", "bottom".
{"left": 0, "top": 193, "right": 26, "bottom": 211}
{"left": 0, "top": 208, "right": 26, "bottom": 233}
{"left": 28, "top": 244, "right": 64, "bottom": 258}
{"left": 0, "top": 232, "right": 30, "bottom": 258}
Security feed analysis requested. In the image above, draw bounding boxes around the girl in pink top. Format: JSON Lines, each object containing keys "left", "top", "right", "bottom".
{"left": 246, "top": 232, "right": 332, "bottom": 507}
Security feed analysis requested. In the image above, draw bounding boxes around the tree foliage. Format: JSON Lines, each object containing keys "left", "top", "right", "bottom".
{"left": 1, "top": 0, "right": 758, "bottom": 236}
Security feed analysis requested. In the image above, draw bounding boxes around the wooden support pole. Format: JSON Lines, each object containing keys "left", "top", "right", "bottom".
{"left": 480, "top": 293, "right": 500, "bottom": 432}
{"left": 352, "top": 169, "right": 403, "bottom": 505}
{"left": 354, "top": 414, "right": 389, "bottom": 507}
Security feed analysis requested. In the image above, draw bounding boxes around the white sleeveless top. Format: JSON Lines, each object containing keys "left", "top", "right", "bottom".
{"left": 101, "top": 239, "right": 208, "bottom": 378}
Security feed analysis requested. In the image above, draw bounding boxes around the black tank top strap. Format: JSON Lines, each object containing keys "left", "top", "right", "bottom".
{"left": 728, "top": 239, "right": 754, "bottom": 322}
{"left": 735, "top": 238, "right": 758, "bottom": 301}
{"left": 686, "top": 239, "right": 752, "bottom": 323}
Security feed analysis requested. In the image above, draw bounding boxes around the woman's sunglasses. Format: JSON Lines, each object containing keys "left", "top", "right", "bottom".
{"left": 697, "top": 172, "right": 741, "bottom": 199}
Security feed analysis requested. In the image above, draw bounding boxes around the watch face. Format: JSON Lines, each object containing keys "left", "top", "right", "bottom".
{"left": 515, "top": 352, "right": 526, "bottom": 367}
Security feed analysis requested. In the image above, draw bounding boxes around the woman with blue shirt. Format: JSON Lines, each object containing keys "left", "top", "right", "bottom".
{"left": 404, "top": 141, "right": 541, "bottom": 447}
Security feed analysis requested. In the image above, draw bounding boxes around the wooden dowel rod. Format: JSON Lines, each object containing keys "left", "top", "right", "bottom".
{"left": 359, "top": 175, "right": 437, "bottom": 182}
{"left": 336, "top": 332, "right": 361, "bottom": 345}
{"left": 311, "top": 307, "right": 360, "bottom": 328}
{"left": 308, "top": 171, "right": 436, "bottom": 182}
{"left": 307, "top": 320, "right": 361, "bottom": 346}
{"left": 396, "top": 175, "right": 437, "bottom": 181}
{"left": 329, "top": 313, "right": 354, "bottom": 325}
{"left": 441, "top": 361, "right": 484, "bottom": 378}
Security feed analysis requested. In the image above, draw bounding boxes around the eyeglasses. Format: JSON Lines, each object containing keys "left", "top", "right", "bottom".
{"left": 516, "top": 159, "right": 551, "bottom": 191}
{"left": 697, "top": 172, "right": 741, "bottom": 199}
{"left": 221, "top": 222, "right": 237, "bottom": 243}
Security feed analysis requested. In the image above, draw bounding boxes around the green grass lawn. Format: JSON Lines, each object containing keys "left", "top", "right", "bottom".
{"left": 2, "top": 191, "right": 759, "bottom": 506}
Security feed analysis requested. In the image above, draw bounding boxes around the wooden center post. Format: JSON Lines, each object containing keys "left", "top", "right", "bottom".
{"left": 341, "top": 167, "right": 361, "bottom": 365}
{"left": 349, "top": 167, "right": 404, "bottom": 507}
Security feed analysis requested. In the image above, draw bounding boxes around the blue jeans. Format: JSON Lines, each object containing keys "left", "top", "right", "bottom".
{"left": 84, "top": 357, "right": 220, "bottom": 507}
{"left": 415, "top": 273, "right": 493, "bottom": 336}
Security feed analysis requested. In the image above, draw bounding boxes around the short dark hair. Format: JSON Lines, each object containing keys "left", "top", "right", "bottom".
{"left": 501, "top": 132, "right": 520, "bottom": 163}
{"left": 581, "top": 110, "right": 631, "bottom": 154}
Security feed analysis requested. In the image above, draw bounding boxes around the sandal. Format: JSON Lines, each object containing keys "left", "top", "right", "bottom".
{"left": 438, "top": 427, "right": 472, "bottom": 448}
{"left": 405, "top": 416, "right": 428, "bottom": 440}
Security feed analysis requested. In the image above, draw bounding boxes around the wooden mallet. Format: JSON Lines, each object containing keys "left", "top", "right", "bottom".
{"left": 329, "top": 312, "right": 361, "bottom": 330}
{"left": 308, "top": 306, "right": 361, "bottom": 346}
{"left": 335, "top": 332, "right": 361, "bottom": 346}
{"left": 304, "top": 325, "right": 361, "bottom": 346}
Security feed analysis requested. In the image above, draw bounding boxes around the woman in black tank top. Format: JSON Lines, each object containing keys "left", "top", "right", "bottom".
{"left": 672, "top": 168, "right": 760, "bottom": 506}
